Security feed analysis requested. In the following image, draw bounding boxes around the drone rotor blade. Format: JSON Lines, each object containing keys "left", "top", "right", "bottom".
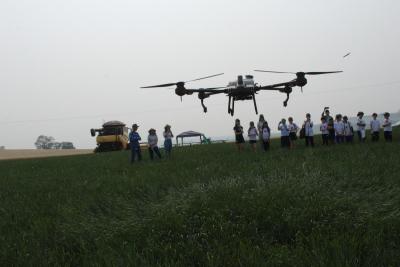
{"left": 303, "top": 71, "right": 343, "bottom": 75}
{"left": 186, "top": 73, "right": 224, "bottom": 83}
{"left": 140, "top": 82, "right": 179, "bottom": 88}
{"left": 254, "top": 70, "right": 296, "bottom": 74}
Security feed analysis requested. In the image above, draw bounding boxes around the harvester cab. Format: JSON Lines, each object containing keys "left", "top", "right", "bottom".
{"left": 90, "top": 121, "right": 129, "bottom": 152}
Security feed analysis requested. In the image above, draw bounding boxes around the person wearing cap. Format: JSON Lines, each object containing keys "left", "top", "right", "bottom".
{"left": 382, "top": 112, "right": 393, "bottom": 142}
{"left": 302, "top": 113, "right": 314, "bottom": 147}
{"left": 370, "top": 113, "right": 381, "bottom": 142}
{"left": 356, "top": 112, "right": 366, "bottom": 142}
{"left": 129, "top": 124, "right": 142, "bottom": 163}
{"left": 148, "top": 128, "right": 162, "bottom": 160}
{"left": 163, "top": 124, "right": 174, "bottom": 157}
{"left": 343, "top": 116, "right": 354, "bottom": 143}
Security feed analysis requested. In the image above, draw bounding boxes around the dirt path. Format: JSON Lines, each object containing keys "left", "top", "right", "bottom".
{"left": 0, "top": 149, "right": 93, "bottom": 161}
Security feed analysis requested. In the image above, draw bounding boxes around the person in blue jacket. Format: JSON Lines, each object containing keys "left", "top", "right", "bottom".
{"left": 129, "top": 123, "right": 142, "bottom": 163}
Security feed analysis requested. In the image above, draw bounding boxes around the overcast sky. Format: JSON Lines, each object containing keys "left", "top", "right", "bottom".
{"left": 1, "top": 0, "right": 399, "bottom": 148}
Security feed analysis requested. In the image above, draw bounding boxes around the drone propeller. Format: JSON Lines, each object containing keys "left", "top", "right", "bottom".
{"left": 185, "top": 73, "right": 224, "bottom": 83}
{"left": 141, "top": 82, "right": 178, "bottom": 88}
{"left": 141, "top": 73, "right": 224, "bottom": 88}
{"left": 254, "top": 70, "right": 342, "bottom": 75}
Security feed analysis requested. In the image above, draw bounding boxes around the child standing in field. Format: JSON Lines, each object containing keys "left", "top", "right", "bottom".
{"left": 370, "top": 113, "right": 381, "bottom": 142}
{"left": 148, "top": 128, "right": 162, "bottom": 160}
{"left": 278, "top": 118, "right": 290, "bottom": 148}
{"left": 356, "top": 111, "right": 366, "bottom": 143}
{"left": 129, "top": 123, "right": 142, "bottom": 163}
{"left": 343, "top": 116, "right": 354, "bottom": 143}
{"left": 288, "top": 117, "right": 299, "bottom": 149}
{"left": 261, "top": 121, "right": 271, "bottom": 151}
{"left": 234, "top": 119, "right": 245, "bottom": 152}
{"left": 303, "top": 113, "right": 314, "bottom": 147}
{"left": 334, "top": 114, "right": 345, "bottom": 144}
{"left": 382, "top": 112, "right": 393, "bottom": 142}
{"left": 163, "top": 124, "right": 174, "bottom": 157}
{"left": 320, "top": 117, "right": 329, "bottom": 145}
{"left": 248, "top": 121, "right": 258, "bottom": 152}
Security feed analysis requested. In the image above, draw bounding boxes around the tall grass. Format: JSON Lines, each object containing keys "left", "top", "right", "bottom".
{"left": 0, "top": 129, "right": 399, "bottom": 266}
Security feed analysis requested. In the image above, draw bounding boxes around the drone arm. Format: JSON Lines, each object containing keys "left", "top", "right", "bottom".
{"left": 256, "top": 80, "right": 296, "bottom": 91}
{"left": 186, "top": 88, "right": 228, "bottom": 94}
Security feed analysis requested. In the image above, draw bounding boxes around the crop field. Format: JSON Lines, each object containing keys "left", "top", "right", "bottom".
{"left": 1, "top": 129, "right": 400, "bottom": 266}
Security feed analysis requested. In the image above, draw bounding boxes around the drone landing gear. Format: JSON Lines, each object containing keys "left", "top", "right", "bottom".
{"left": 252, "top": 93, "right": 258, "bottom": 115}
{"left": 281, "top": 86, "right": 292, "bottom": 107}
{"left": 201, "top": 99, "right": 207, "bottom": 113}
{"left": 228, "top": 96, "right": 233, "bottom": 116}
{"left": 228, "top": 96, "right": 235, "bottom": 116}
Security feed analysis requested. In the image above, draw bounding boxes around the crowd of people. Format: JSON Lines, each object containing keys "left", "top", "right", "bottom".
{"left": 128, "top": 108, "right": 395, "bottom": 163}
{"left": 233, "top": 108, "right": 395, "bottom": 151}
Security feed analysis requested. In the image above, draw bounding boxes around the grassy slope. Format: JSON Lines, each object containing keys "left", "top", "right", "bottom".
{"left": 0, "top": 129, "right": 400, "bottom": 266}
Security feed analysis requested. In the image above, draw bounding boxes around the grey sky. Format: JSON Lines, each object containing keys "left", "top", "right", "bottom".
{"left": 1, "top": 0, "right": 399, "bottom": 148}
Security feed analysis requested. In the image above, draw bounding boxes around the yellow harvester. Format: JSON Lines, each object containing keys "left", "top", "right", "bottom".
{"left": 90, "top": 121, "right": 129, "bottom": 152}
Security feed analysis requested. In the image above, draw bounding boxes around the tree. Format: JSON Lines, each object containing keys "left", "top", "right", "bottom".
{"left": 34, "top": 135, "right": 55, "bottom": 149}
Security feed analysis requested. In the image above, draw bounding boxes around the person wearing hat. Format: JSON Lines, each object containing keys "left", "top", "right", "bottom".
{"left": 148, "top": 128, "right": 162, "bottom": 160}
{"left": 129, "top": 124, "right": 142, "bottom": 163}
{"left": 370, "top": 112, "right": 381, "bottom": 142}
{"left": 382, "top": 112, "right": 393, "bottom": 142}
{"left": 356, "top": 112, "right": 366, "bottom": 142}
{"left": 163, "top": 124, "right": 174, "bottom": 157}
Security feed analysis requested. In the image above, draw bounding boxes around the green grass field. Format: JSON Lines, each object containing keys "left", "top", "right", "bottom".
{"left": 1, "top": 130, "right": 400, "bottom": 266}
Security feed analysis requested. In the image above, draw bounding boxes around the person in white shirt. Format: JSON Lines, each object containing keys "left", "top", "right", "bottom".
{"left": 261, "top": 121, "right": 271, "bottom": 151}
{"left": 288, "top": 117, "right": 299, "bottom": 149}
{"left": 356, "top": 111, "right": 366, "bottom": 143}
{"left": 382, "top": 112, "right": 393, "bottom": 142}
{"left": 370, "top": 113, "right": 381, "bottom": 142}
{"left": 163, "top": 124, "right": 174, "bottom": 157}
{"left": 320, "top": 117, "right": 329, "bottom": 145}
{"left": 247, "top": 121, "right": 258, "bottom": 151}
{"left": 148, "top": 128, "right": 162, "bottom": 160}
{"left": 257, "top": 114, "right": 266, "bottom": 142}
{"left": 278, "top": 118, "right": 290, "bottom": 148}
{"left": 302, "top": 113, "right": 314, "bottom": 147}
{"left": 343, "top": 116, "right": 354, "bottom": 143}
{"left": 334, "top": 114, "right": 345, "bottom": 144}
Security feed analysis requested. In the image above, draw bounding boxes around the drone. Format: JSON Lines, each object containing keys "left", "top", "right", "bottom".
{"left": 141, "top": 70, "right": 342, "bottom": 116}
